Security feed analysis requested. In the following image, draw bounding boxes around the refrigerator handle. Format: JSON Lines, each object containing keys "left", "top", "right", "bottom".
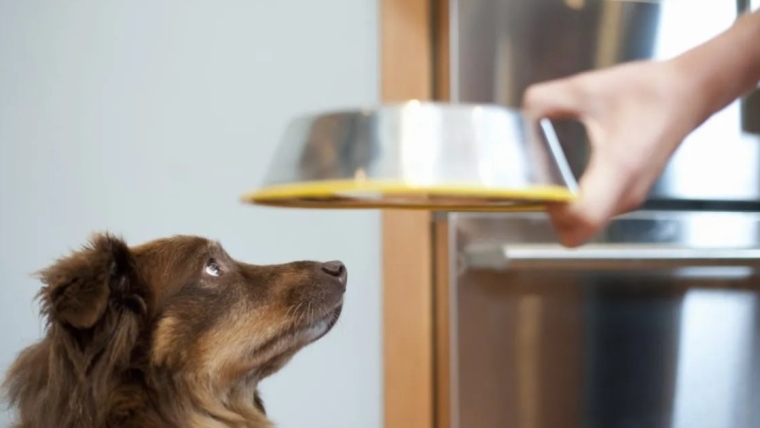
{"left": 464, "top": 243, "right": 760, "bottom": 271}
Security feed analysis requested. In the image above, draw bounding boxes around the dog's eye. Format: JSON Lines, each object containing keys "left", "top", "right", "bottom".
{"left": 205, "top": 259, "right": 222, "bottom": 277}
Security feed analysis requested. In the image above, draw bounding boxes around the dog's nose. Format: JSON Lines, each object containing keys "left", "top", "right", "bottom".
{"left": 321, "top": 261, "right": 347, "bottom": 284}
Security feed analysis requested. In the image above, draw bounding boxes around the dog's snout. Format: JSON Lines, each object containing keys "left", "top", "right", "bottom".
{"left": 321, "top": 261, "right": 347, "bottom": 284}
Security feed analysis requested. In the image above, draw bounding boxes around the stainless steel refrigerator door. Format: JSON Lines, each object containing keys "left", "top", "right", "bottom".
{"left": 449, "top": 0, "right": 760, "bottom": 203}
{"left": 447, "top": 211, "right": 760, "bottom": 428}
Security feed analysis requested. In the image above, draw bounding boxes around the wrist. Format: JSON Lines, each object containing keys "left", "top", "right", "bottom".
{"left": 667, "top": 9, "right": 760, "bottom": 125}
{"left": 658, "top": 59, "right": 712, "bottom": 139}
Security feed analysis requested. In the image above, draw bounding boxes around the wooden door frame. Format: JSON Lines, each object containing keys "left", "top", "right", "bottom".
{"left": 381, "top": 1, "right": 450, "bottom": 427}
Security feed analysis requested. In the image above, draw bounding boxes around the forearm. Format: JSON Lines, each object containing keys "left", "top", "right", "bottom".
{"left": 670, "top": 8, "right": 760, "bottom": 128}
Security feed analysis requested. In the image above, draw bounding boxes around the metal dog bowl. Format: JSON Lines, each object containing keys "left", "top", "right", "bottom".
{"left": 241, "top": 102, "right": 578, "bottom": 212}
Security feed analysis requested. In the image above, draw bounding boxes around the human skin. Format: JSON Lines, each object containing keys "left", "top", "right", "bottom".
{"left": 523, "top": 8, "right": 760, "bottom": 248}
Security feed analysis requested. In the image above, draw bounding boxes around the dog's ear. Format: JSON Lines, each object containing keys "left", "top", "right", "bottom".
{"left": 37, "top": 233, "right": 143, "bottom": 329}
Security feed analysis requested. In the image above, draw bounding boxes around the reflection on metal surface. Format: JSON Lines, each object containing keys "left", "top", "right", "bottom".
{"left": 244, "top": 102, "right": 579, "bottom": 210}
{"left": 452, "top": 0, "right": 760, "bottom": 203}
{"left": 672, "top": 290, "right": 757, "bottom": 428}
{"left": 447, "top": 211, "right": 760, "bottom": 428}
{"left": 444, "top": 0, "right": 760, "bottom": 426}
{"left": 516, "top": 295, "right": 542, "bottom": 428}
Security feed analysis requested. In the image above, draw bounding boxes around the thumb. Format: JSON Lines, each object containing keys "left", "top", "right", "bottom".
{"left": 547, "top": 148, "right": 631, "bottom": 247}
{"left": 523, "top": 77, "right": 589, "bottom": 119}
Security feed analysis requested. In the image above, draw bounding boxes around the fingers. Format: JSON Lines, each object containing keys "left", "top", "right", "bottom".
{"left": 525, "top": 63, "right": 685, "bottom": 247}
{"left": 523, "top": 76, "right": 590, "bottom": 119}
{"left": 547, "top": 152, "right": 632, "bottom": 247}
{"left": 525, "top": 78, "right": 618, "bottom": 247}
{"left": 524, "top": 75, "right": 631, "bottom": 247}
{"left": 524, "top": 73, "right": 642, "bottom": 247}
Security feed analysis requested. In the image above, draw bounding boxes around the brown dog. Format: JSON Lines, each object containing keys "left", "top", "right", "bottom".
{"left": 1, "top": 232, "right": 347, "bottom": 427}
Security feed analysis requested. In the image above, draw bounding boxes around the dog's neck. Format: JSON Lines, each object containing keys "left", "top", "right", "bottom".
{"left": 151, "top": 353, "right": 297, "bottom": 427}
{"left": 3, "top": 340, "right": 273, "bottom": 428}
{"left": 145, "top": 369, "right": 272, "bottom": 428}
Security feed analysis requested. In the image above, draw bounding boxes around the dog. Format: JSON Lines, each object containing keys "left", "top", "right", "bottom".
{"left": 1, "top": 232, "right": 347, "bottom": 427}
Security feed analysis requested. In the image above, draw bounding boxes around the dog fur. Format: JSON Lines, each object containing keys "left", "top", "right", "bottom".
{"left": 1, "top": 232, "right": 347, "bottom": 427}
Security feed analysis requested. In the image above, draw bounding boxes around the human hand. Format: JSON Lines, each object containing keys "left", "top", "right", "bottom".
{"left": 523, "top": 60, "right": 702, "bottom": 247}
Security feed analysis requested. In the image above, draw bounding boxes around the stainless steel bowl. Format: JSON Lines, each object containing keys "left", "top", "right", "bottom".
{"left": 241, "top": 101, "right": 578, "bottom": 211}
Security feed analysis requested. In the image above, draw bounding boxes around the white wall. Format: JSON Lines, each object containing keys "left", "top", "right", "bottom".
{"left": 0, "top": 1, "right": 381, "bottom": 427}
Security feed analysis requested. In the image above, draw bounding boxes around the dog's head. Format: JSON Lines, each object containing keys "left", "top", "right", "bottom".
{"left": 3, "top": 232, "right": 346, "bottom": 427}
